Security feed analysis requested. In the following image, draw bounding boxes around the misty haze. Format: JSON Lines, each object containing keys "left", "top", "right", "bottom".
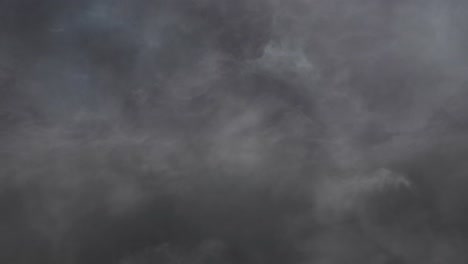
{"left": 1, "top": 0, "right": 468, "bottom": 263}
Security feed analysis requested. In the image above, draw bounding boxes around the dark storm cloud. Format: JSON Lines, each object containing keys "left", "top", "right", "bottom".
{"left": 1, "top": 0, "right": 468, "bottom": 263}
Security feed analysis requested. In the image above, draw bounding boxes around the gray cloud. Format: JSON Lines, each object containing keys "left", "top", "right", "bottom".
{"left": 1, "top": 0, "right": 468, "bottom": 263}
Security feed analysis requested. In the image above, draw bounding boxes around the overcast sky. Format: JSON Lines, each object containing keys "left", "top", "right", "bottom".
{"left": 1, "top": 1, "right": 468, "bottom": 263}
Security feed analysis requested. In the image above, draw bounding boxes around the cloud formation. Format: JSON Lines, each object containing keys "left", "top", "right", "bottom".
{"left": 1, "top": 0, "right": 468, "bottom": 263}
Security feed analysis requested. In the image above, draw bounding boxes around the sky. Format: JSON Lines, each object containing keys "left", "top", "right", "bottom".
{"left": 1, "top": 0, "right": 468, "bottom": 263}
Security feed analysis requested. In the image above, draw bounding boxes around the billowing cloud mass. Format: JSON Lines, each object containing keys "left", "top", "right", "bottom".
{"left": 1, "top": 0, "right": 468, "bottom": 263}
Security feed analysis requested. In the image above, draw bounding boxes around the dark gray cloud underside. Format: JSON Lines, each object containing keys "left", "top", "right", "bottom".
{"left": 1, "top": 0, "right": 468, "bottom": 263}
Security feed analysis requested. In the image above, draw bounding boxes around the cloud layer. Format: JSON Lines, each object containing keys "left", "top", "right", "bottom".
{"left": 1, "top": 0, "right": 468, "bottom": 263}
